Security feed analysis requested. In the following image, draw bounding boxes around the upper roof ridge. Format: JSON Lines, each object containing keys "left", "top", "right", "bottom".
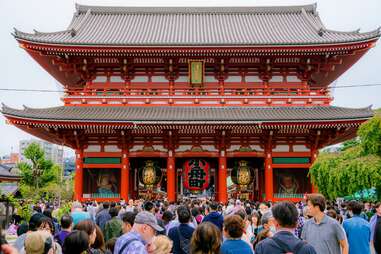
{"left": 74, "top": 3, "right": 317, "bottom": 15}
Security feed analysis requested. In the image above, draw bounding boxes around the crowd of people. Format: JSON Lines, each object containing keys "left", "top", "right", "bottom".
{"left": 0, "top": 194, "right": 380, "bottom": 254}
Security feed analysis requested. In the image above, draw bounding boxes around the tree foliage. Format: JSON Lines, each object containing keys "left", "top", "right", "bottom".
{"left": 310, "top": 110, "right": 381, "bottom": 200}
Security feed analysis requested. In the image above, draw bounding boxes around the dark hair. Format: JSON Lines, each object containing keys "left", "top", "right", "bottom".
{"left": 253, "top": 229, "right": 271, "bottom": 249}
{"left": 74, "top": 220, "right": 96, "bottom": 237}
{"left": 177, "top": 206, "right": 191, "bottom": 223}
{"left": 306, "top": 194, "right": 326, "bottom": 212}
{"left": 348, "top": 200, "right": 363, "bottom": 215}
{"left": 375, "top": 202, "right": 381, "bottom": 209}
{"left": 162, "top": 211, "right": 174, "bottom": 223}
{"left": 39, "top": 217, "right": 54, "bottom": 234}
{"left": 29, "top": 213, "right": 44, "bottom": 231}
{"left": 109, "top": 207, "right": 119, "bottom": 217}
{"left": 121, "top": 212, "right": 137, "bottom": 226}
{"left": 271, "top": 201, "right": 298, "bottom": 228}
{"left": 326, "top": 209, "right": 337, "bottom": 219}
{"left": 63, "top": 230, "right": 89, "bottom": 254}
{"left": 105, "top": 237, "right": 118, "bottom": 253}
{"left": 61, "top": 215, "right": 73, "bottom": 229}
{"left": 234, "top": 209, "right": 247, "bottom": 220}
{"left": 102, "top": 202, "right": 110, "bottom": 209}
{"left": 91, "top": 225, "right": 105, "bottom": 252}
{"left": 209, "top": 202, "right": 218, "bottom": 211}
{"left": 190, "top": 222, "right": 221, "bottom": 254}
{"left": 144, "top": 201, "right": 154, "bottom": 212}
{"left": 223, "top": 215, "right": 245, "bottom": 238}
{"left": 17, "top": 223, "right": 29, "bottom": 236}
{"left": 43, "top": 209, "right": 53, "bottom": 219}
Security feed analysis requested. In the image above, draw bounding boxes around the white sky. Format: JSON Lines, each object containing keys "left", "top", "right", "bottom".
{"left": 0, "top": 0, "right": 380, "bottom": 156}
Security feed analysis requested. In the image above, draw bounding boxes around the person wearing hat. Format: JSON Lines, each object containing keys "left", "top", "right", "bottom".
{"left": 114, "top": 211, "right": 164, "bottom": 254}
{"left": 24, "top": 230, "right": 54, "bottom": 254}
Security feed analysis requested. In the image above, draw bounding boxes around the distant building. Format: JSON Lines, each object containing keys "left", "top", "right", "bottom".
{"left": 0, "top": 153, "right": 19, "bottom": 164}
{"left": 63, "top": 157, "right": 75, "bottom": 176}
{"left": 19, "top": 139, "right": 64, "bottom": 166}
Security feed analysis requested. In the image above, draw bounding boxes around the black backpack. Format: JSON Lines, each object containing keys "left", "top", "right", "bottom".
{"left": 271, "top": 236, "right": 307, "bottom": 254}
{"left": 177, "top": 226, "right": 191, "bottom": 254}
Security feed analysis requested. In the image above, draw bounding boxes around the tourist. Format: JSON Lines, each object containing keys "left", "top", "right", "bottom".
{"left": 202, "top": 202, "right": 224, "bottom": 231}
{"left": 125, "top": 200, "right": 135, "bottom": 212}
{"left": 92, "top": 225, "right": 106, "bottom": 253}
{"left": 114, "top": 211, "right": 163, "bottom": 254}
{"left": 144, "top": 201, "right": 165, "bottom": 235}
{"left": 104, "top": 207, "right": 123, "bottom": 241}
{"left": 258, "top": 202, "right": 270, "bottom": 216}
{"left": 168, "top": 206, "right": 195, "bottom": 254}
{"left": 190, "top": 222, "right": 222, "bottom": 254}
{"left": 71, "top": 202, "right": 91, "bottom": 226}
{"left": 370, "top": 202, "right": 381, "bottom": 254}
{"left": 302, "top": 194, "right": 348, "bottom": 254}
{"left": 234, "top": 209, "right": 254, "bottom": 247}
{"left": 24, "top": 230, "right": 55, "bottom": 254}
{"left": 55, "top": 215, "right": 73, "bottom": 246}
{"left": 14, "top": 213, "right": 45, "bottom": 252}
{"left": 74, "top": 220, "right": 98, "bottom": 253}
{"left": 255, "top": 201, "right": 316, "bottom": 254}
{"left": 342, "top": 200, "right": 371, "bottom": 254}
{"left": 121, "top": 211, "right": 137, "bottom": 234}
{"left": 221, "top": 215, "right": 253, "bottom": 254}
{"left": 96, "top": 202, "right": 111, "bottom": 231}
{"left": 247, "top": 211, "right": 260, "bottom": 241}
{"left": 252, "top": 229, "right": 271, "bottom": 250}
{"left": 63, "top": 230, "right": 89, "bottom": 254}
{"left": 257, "top": 211, "right": 276, "bottom": 236}
{"left": 147, "top": 235, "right": 173, "bottom": 254}
{"left": 43, "top": 208, "right": 61, "bottom": 234}
{"left": 105, "top": 237, "right": 117, "bottom": 254}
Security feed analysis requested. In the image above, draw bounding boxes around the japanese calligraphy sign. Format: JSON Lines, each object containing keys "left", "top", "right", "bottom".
{"left": 183, "top": 159, "right": 209, "bottom": 192}
{"left": 189, "top": 60, "right": 204, "bottom": 86}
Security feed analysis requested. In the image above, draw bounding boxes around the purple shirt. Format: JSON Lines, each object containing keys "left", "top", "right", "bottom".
{"left": 55, "top": 230, "right": 71, "bottom": 246}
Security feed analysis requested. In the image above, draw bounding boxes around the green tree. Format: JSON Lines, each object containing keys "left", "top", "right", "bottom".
{"left": 310, "top": 109, "right": 381, "bottom": 200}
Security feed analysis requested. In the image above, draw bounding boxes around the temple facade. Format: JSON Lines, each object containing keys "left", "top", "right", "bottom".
{"left": 2, "top": 4, "right": 380, "bottom": 203}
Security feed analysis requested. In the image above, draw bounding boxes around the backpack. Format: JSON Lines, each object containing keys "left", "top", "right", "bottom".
{"left": 176, "top": 226, "right": 191, "bottom": 254}
{"left": 271, "top": 236, "right": 306, "bottom": 254}
{"left": 118, "top": 238, "right": 139, "bottom": 254}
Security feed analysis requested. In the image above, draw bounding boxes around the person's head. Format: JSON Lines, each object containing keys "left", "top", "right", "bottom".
{"left": 271, "top": 201, "right": 299, "bottom": 229}
{"left": 191, "top": 222, "right": 221, "bottom": 254}
{"left": 128, "top": 199, "right": 134, "bottom": 206}
{"left": 259, "top": 202, "right": 270, "bottom": 215}
{"left": 234, "top": 209, "right": 247, "bottom": 221}
{"left": 223, "top": 215, "right": 245, "bottom": 239}
{"left": 162, "top": 211, "right": 174, "bottom": 225}
{"left": 17, "top": 222, "right": 29, "bottom": 236}
{"left": 209, "top": 202, "right": 218, "bottom": 211}
{"left": 250, "top": 211, "right": 260, "bottom": 227}
{"left": 147, "top": 235, "right": 173, "bottom": 254}
{"left": 91, "top": 225, "right": 105, "bottom": 252}
{"left": 347, "top": 200, "right": 363, "bottom": 216}
{"left": 71, "top": 201, "right": 83, "bottom": 211}
{"left": 102, "top": 202, "right": 110, "bottom": 209}
{"left": 375, "top": 202, "right": 381, "bottom": 215}
{"left": 60, "top": 215, "right": 73, "bottom": 231}
{"left": 177, "top": 206, "right": 191, "bottom": 224}
{"left": 326, "top": 209, "right": 337, "bottom": 219}
{"left": 306, "top": 194, "right": 326, "bottom": 217}
{"left": 24, "top": 230, "right": 54, "bottom": 254}
{"left": 144, "top": 201, "right": 155, "bottom": 213}
{"left": 121, "top": 211, "right": 137, "bottom": 234}
{"left": 29, "top": 213, "right": 45, "bottom": 232}
{"left": 281, "top": 175, "right": 294, "bottom": 189}
{"left": 105, "top": 237, "right": 117, "bottom": 254}
{"left": 38, "top": 217, "right": 54, "bottom": 235}
{"left": 253, "top": 228, "right": 272, "bottom": 249}
{"left": 42, "top": 209, "right": 53, "bottom": 219}
{"left": 74, "top": 220, "right": 97, "bottom": 246}
{"left": 63, "top": 230, "right": 89, "bottom": 254}
{"left": 109, "top": 207, "right": 119, "bottom": 218}
{"left": 132, "top": 211, "right": 163, "bottom": 243}
{"left": 260, "top": 211, "right": 276, "bottom": 233}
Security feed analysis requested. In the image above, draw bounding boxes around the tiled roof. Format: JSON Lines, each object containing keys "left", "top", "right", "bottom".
{"left": 13, "top": 4, "right": 380, "bottom": 46}
{"left": 1, "top": 105, "right": 373, "bottom": 123}
{"left": 0, "top": 164, "right": 19, "bottom": 178}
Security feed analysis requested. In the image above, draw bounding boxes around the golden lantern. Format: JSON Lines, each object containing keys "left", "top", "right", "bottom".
{"left": 231, "top": 160, "right": 254, "bottom": 190}
{"left": 139, "top": 160, "right": 162, "bottom": 188}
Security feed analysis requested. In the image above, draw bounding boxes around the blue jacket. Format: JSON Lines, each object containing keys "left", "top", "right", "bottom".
{"left": 202, "top": 211, "right": 224, "bottom": 231}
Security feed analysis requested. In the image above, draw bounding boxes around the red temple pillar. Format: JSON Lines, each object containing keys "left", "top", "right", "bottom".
{"left": 218, "top": 150, "right": 228, "bottom": 204}
{"left": 121, "top": 151, "right": 129, "bottom": 200}
{"left": 310, "top": 149, "right": 319, "bottom": 193}
{"left": 167, "top": 151, "right": 176, "bottom": 202}
{"left": 264, "top": 148, "right": 274, "bottom": 201}
{"left": 74, "top": 149, "right": 83, "bottom": 201}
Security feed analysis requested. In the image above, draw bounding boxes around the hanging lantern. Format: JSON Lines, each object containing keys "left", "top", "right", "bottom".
{"left": 183, "top": 159, "right": 210, "bottom": 193}
{"left": 139, "top": 160, "right": 162, "bottom": 188}
{"left": 231, "top": 160, "right": 254, "bottom": 190}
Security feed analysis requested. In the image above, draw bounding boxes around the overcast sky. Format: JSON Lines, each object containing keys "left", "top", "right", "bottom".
{"left": 0, "top": 0, "right": 380, "bottom": 156}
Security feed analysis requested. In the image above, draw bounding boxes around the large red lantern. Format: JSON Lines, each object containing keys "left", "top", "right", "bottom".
{"left": 183, "top": 159, "right": 209, "bottom": 192}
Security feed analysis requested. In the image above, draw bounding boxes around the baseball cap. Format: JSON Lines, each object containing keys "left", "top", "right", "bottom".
{"left": 24, "top": 231, "right": 53, "bottom": 254}
{"left": 134, "top": 211, "right": 164, "bottom": 231}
